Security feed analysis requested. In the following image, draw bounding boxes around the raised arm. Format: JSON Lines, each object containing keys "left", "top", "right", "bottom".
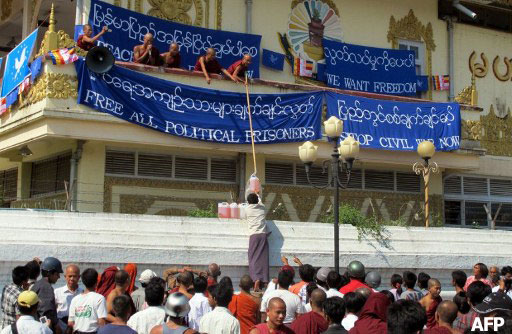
{"left": 82, "top": 26, "right": 108, "bottom": 43}
{"left": 133, "top": 45, "right": 150, "bottom": 63}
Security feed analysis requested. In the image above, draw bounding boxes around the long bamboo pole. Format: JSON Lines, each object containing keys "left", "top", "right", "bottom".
{"left": 245, "top": 73, "right": 257, "bottom": 175}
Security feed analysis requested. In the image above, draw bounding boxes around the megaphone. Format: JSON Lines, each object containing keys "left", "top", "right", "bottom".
{"left": 85, "top": 46, "right": 115, "bottom": 74}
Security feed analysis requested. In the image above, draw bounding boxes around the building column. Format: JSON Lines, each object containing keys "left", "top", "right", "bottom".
{"left": 76, "top": 141, "right": 106, "bottom": 213}
{"left": 21, "top": 0, "right": 31, "bottom": 38}
{"left": 17, "top": 162, "right": 32, "bottom": 200}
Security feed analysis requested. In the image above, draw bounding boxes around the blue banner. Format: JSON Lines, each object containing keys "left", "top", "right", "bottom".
{"left": 88, "top": 0, "right": 262, "bottom": 77}
{"left": 75, "top": 59, "right": 322, "bottom": 144}
{"left": 323, "top": 39, "right": 417, "bottom": 96}
{"left": 1, "top": 28, "right": 38, "bottom": 97}
{"left": 325, "top": 92, "right": 461, "bottom": 151}
{"left": 262, "top": 49, "right": 285, "bottom": 71}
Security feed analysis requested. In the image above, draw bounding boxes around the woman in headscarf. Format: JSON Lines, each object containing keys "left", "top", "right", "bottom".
{"left": 124, "top": 263, "right": 138, "bottom": 295}
{"left": 349, "top": 292, "right": 391, "bottom": 334}
{"left": 96, "top": 266, "right": 119, "bottom": 298}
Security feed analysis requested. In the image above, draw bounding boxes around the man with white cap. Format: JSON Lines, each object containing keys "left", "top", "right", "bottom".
{"left": 0, "top": 291, "right": 52, "bottom": 334}
{"left": 315, "top": 267, "right": 331, "bottom": 292}
{"left": 131, "top": 270, "right": 157, "bottom": 312}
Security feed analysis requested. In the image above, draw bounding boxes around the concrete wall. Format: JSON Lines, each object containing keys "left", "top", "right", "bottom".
{"left": 1, "top": 209, "right": 510, "bottom": 292}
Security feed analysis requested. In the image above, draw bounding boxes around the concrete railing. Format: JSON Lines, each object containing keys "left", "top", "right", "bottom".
{"left": 0, "top": 209, "right": 510, "bottom": 291}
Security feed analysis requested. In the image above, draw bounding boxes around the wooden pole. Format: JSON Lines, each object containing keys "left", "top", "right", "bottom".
{"left": 245, "top": 73, "right": 257, "bottom": 175}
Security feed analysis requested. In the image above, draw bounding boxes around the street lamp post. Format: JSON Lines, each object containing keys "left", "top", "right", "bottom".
{"left": 298, "top": 116, "right": 359, "bottom": 273}
{"left": 413, "top": 141, "right": 439, "bottom": 228}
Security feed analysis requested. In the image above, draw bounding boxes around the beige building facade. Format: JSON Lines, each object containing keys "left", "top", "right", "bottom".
{"left": 0, "top": 0, "right": 510, "bottom": 228}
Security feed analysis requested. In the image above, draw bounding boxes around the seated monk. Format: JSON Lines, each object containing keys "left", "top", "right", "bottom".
{"left": 194, "top": 48, "right": 237, "bottom": 84}
{"left": 227, "top": 54, "right": 252, "bottom": 83}
{"left": 77, "top": 24, "right": 108, "bottom": 51}
{"left": 161, "top": 43, "right": 181, "bottom": 69}
{"left": 133, "top": 33, "right": 161, "bottom": 66}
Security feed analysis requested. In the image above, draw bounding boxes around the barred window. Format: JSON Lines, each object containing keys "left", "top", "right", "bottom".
{"left": 0, "top": 168, "right": 18, "bottom": 202}
{"left": 30, "top": 153, "right": 71, "bottom": 197}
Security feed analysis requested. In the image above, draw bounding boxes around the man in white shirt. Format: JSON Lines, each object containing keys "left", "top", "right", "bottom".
{"left": 127, "top": 280, "right": 165, "bottom": 334}
{"left": 492, "top": 266, "right": 512, "bottom": 299}
{"left": 187, "top": 276, "right": 211, "bottom": 330}
{"left": 54, "top": 264, "right": 82, "bottom": 331}
{"left": 260, "top": 270, "right": 304, "bottom": 324}
{"left": 68, "top": 268, "right": 107, "bottom": 334}
{"left": 0, "top": 291, "right": 52, "bottom": 334}
{"left": 246, "top": 193, "right": 269, "bottom": 288}
{"left": 326, "top": 271, "right": 344, "bottom": 298}
{"left": 199, "top": 284, "right": 240, "bottom": 334}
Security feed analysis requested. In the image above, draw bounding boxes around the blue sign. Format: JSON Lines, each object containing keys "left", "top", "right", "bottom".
{"left": 262, "top": 49, "right": 285, "bottom": 71}
{"left": 30, "top": 56, "right": 43, "bottom": 82}
{"left": 74, "top": 25, "right": 83, "bottom": 41}
{"left": 89, "top": 0, "right": 262, "bottom": 77}
{"left": 75, "top": 58, "right": 323, "bottom": 144}
{"left": 416, "top": 75, "right": 429, "bottom": 92}
{"left": 1, "top": 28, "right": 39, "bottom": 97}
{"left": 323, "top": 39, "right": 417, "bottom": 96}
{"left": 326, "top": 92, "right": 461, "bottom": 151}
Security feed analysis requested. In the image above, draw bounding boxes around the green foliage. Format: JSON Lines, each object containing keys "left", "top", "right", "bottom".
{"left": 322, "top": 204, "right": 391, "bottom": 248}
{"left": 188, "top": 204, "right": 217, "bottom": 218}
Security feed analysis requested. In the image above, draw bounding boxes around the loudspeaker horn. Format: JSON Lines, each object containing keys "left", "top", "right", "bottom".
{"left": 85, "top": 46, "right": 115, "bottom": 74}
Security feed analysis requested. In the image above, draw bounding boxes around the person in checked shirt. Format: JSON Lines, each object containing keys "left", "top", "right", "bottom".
{"left": 0, "top": 266, "right": 29, "bottom": 329}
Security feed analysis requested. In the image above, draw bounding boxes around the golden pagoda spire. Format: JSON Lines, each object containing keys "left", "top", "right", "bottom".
{"left": 49, "top": 3, "right": 56, "bottom": 33}
{"left": 44, "top": 3, "right": 58, "bottom": 52}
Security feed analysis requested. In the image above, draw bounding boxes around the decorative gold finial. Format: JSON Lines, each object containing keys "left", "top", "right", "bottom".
{"left": 44, "top": 3, "right": 59, "bottom": 52}
{"left": 49, "top": 3, "right": 56, "bottom": 32}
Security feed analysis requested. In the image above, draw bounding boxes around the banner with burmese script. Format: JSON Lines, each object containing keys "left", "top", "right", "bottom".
{"left": 75, "top": 59, "right": 323, "bottom": 144}
{"left": 88, "top": 0, "right": 262, "bottom": 77}
{"left": 325, "top": 91, "right": 461, "bottom": 151}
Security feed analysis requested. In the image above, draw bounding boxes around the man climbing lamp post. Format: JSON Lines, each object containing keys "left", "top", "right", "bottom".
{"left": 298, "top": 116, "right": 360, "bottom": 273}
{"left": 413, "top": 141, "right": 439, "bottom": 228}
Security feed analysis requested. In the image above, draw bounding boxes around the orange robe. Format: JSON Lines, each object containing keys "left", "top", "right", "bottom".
{"left": 229, "top": 293, "right": 259, "bottom": 334}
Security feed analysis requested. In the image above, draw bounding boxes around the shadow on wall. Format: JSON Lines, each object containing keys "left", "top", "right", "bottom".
{"left": 266, "top": 220, "right": 285, "bottom": 267}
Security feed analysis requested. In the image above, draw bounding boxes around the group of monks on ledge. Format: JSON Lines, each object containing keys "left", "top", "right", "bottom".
{"left": 77, "top": 24, "right": 252, "bottom": 85}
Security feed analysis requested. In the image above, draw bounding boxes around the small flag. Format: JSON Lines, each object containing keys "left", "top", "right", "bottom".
{"left": 18, "top": 77, "right": 30, "bottom": 94}
{"left": 49, "top": 48, "right": 79, "bottom": 65}
{"left": 74, "top": 25, "right": 84, "bottom": 41}
{"left": 293, "top": 57, "right": 313, "bottom": 77}
{"left": 0, "top": 97, "right": 7, "bottom": 115}
{"left": 432, "top": 75, "right": 441, "bottom": 90}
{"left": 316, "top": 63, "right": 326, "bottom": 82}
{"left": 431, "top": 75, "right": 450, "bottom": 91}
{"left": 442, "top": 75, "right": 450, "bottom": 91}
{"left": 5, "top": 89, "right": 18, "bottom": 108}
{"left": 415, "top": 75, "right": 428, "bottom": 92}
{"left": 30, "top": 56, "right": 43, "bottom": 82}
{"left": 1, "top": 28, "right": 39, "bottom": 97}
{"left": 262, "top": 49, "right": 285, "bottom": 71}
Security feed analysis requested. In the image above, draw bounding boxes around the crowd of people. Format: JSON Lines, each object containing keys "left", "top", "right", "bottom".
{"left": 76, "top": 25, "right": 252, "bottom": 85}
{"left": 1, "top": 257, "right": 512, "bottom": 334}
{"left": 1, "top": 195, "right": 511, "bottom": 334}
